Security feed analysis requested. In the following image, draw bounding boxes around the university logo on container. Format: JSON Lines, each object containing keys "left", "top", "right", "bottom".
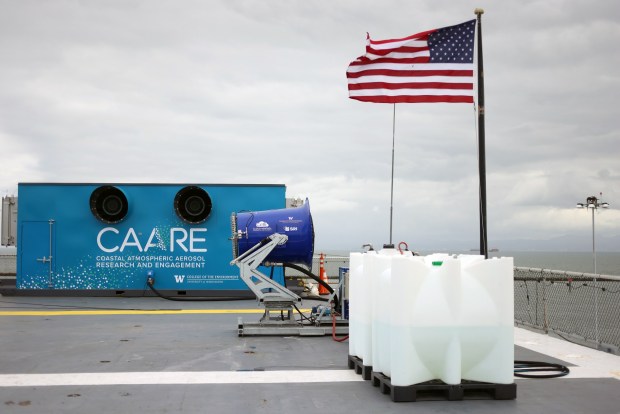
{"left": 346, "top": 19, "right": 475, "bottom": 104}
{"left": 254, "top": 221, "right": 272, "bottom": 231}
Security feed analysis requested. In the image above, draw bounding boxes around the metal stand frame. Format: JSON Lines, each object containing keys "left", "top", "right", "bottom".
{"left": 230, "top": 233, "right": 348, "bottom": 336}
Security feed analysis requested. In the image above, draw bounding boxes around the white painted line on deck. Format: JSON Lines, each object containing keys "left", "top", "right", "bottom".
{"left": 515, "top": 327, "right": 620, "bottom": 380}
{"left": 0, "top": 370, "right": 364, "bottom": 387}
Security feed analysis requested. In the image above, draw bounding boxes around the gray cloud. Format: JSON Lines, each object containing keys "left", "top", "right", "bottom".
{"left": 0, "top": 0, "right": 618, "bottom": 252}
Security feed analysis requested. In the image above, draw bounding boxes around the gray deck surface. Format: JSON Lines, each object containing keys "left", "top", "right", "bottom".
{"left": 1, "top": 296, "right": 619, "bottom": 414}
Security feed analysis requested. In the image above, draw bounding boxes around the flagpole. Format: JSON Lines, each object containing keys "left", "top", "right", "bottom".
{"left": 388, "top": 103, "right": 396, "bottom": 247}
{"left": 475, "top": 8, "right": 488, "bottom": 259}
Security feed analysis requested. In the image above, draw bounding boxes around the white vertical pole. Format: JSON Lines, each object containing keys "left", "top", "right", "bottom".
{"left": 388, "top": 104, "right": 396, "bottom": 246}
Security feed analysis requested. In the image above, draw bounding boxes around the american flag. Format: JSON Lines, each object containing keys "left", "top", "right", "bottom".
{"left": 346, "top": 20, "right": 476, "bottom": 104}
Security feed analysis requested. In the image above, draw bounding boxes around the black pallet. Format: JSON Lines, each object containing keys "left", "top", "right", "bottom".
{"left": 347, "top": 355, "right": 372, "bottom": 380}
{"left": 370, "top": 371, "right": 517, "bottom": 402}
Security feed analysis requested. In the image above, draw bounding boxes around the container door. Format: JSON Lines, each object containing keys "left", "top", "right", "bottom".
{"left": 19, "top": 220, "right": 56, "bottom": 289}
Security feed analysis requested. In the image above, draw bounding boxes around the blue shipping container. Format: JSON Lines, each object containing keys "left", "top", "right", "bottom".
{"left": 17, "top": 183, "right": 286, "bottom": 295}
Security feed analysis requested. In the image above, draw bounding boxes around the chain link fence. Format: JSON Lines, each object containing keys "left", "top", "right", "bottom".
{"left": 514, "top": 267, "right": 620, "bottom": 354}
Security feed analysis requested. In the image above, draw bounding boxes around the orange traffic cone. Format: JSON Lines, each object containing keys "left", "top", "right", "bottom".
{"left": 318, "top": 253, "right": 329, "bottom": 295}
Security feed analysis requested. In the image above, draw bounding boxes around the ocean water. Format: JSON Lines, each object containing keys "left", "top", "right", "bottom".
{"left": 488, "top": 251, "right": 620, "bottom": 276}
{"left": 322, "top": 250, "right": 620, "bottom": 276}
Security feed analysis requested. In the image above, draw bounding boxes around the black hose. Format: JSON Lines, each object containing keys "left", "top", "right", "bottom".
{"left": 293, "top": 303, "right": 315, "bottom": 324}
{"left": 302, "top": 295, "right": 329, "bottom": 302}
{"left": 281, "top": 262, "right": 334, "bottom": 295}
{"left": 146, "top": 277, "right": 252, "bottom": 302}
{"left": 281, "top": 262, "right": 337, "bottom": 309}
{"left": 514, "top": 360, "right": 570, "bottom": 378}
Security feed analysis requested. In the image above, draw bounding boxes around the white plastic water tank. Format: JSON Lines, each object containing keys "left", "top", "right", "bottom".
{"left": 389, "top": 255, "right": 429, "bottom": 385}
{"left": 459, "top": 257, "right": 514, "bottom": 384}
{"left": 352, "top": 252, "right": 514, "bottom": 386}
{"left": 371, "top": 253, "right": 394, "bottom": 376}
{"left": 359, "top": 251, "right": 378, "bottom": 367}
{"left": 348, "top": 252, "right": 363, "bottom": 359}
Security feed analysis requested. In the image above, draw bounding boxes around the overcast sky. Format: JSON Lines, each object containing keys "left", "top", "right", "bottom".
{"left": 1, "top": 0, "right": 618, "bottom": 252}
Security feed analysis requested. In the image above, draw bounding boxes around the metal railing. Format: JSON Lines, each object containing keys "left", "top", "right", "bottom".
{"left": 310, "top": 255, "right": 349, "bottom": 280}
{"left": 514, "top": 267, "right": 620, "bottom": 354}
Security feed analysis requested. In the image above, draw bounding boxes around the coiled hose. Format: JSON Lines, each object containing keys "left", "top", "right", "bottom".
{"left": 514, "top": 360, "right": 570, "bottom": 378}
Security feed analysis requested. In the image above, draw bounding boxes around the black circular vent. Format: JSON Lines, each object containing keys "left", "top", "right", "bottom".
{"left": 90, "top": 186, "right": 129, "bottom": 224}
{"left": 174, "top": 186, "right": 212, "bottom": 224}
